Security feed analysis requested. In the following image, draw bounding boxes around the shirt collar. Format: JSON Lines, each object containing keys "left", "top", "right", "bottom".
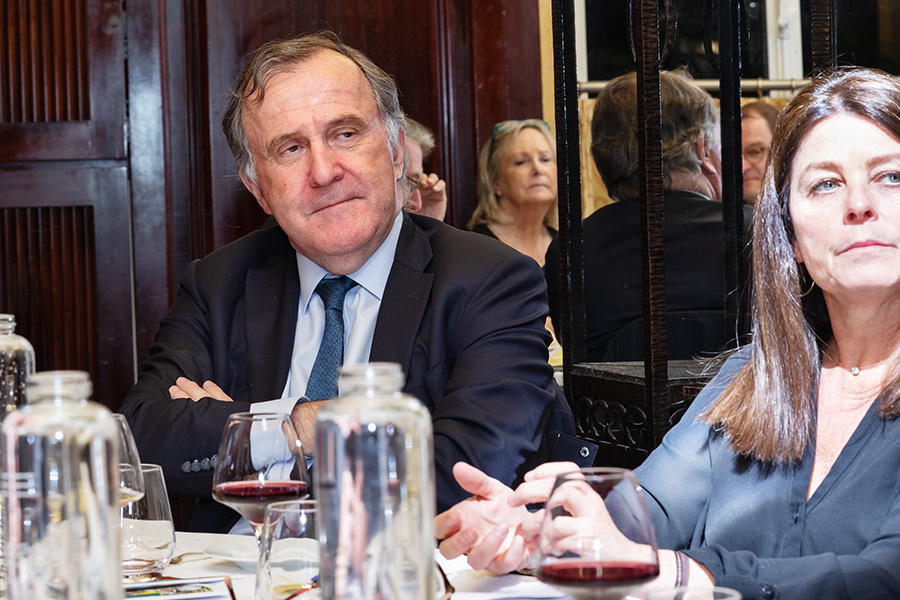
{"left": 296, "top": 211, "right": 403, "bottom": 311}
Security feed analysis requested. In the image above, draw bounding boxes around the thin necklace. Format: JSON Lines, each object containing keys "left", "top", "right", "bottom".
{"left": 827, "top": 351, "right": 895, "bottom": 376}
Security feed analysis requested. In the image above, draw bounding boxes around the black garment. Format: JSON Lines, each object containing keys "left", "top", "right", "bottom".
{"left": 470, "top": 222, "right": 558, "bottom": 243}
{"left": 638, "top": 347, "right": 900, "bottom": 599}
{"left": 470, "top": 222, "right": 498, "bottom": 239}
{"left": 543, "top": 191, "right": 753, "bottom": 361}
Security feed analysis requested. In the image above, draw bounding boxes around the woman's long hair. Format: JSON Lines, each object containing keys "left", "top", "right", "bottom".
{"left": 702, "top": 67, "right": 900, "bottom": 462}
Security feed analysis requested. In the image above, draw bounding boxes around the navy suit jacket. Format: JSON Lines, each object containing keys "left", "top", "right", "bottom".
{"left": 120, "top": 212, "right": 575, "bottom": 531}
{"left": 544, "top": 191, "right": 753, "bottom": 361}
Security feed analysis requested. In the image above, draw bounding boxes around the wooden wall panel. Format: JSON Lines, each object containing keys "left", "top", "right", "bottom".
{"left": 0, "top": 0, "right": 89, "bottom": 123}
{"left": 0, "top": 164, "right": 134, "bottom": 410}
{"left": 469, "top": 0, "right": 544, "bottom": 162}
{"left": 0, "top": 206, "right": 97, "bottom": 377}
{"left": 0, "top": 0, "right": 125, "bottom": 161}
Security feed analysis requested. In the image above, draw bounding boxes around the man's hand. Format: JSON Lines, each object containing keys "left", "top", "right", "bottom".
{"left": 406, "top": 173, "right": 448, "bottom": 221}
{"left": 290, "top": 399, "right": 326, "bottom": 457}
{"left": 434, "top": 462, "right": 535, "bottom": 574}
{"left": 417, "top": 173, "right": 448, "bottom": 220}
{"left": 168, "top": 377, "right": 233, "bottom": 402}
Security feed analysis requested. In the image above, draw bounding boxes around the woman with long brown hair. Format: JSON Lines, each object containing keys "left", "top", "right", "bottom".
{"left": 434, "top": 67, "right": 900, "bottom": 599}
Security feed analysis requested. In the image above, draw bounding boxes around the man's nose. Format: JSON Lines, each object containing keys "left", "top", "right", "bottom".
{"left": 408, "top": 190, "right": 423, "bottom": 211}
{"left": 307, "top": 144, "right": 343, "bottom": 187}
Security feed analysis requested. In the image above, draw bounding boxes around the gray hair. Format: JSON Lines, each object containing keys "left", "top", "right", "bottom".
{"left": 222, "top": 31, "right": 406, "bottom": 184}
{"left": 591, "top": 68, "right": 720, "bottom": 201}
{"left": 405, "top": 118, "right": 435, "bottom": 159}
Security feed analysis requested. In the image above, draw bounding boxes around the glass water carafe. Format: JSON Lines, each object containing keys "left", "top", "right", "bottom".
{"left": 315, "top": 363, "right": 436, "bottom": 600}
{"left": 0, "top": 314, "right": 36, "bottom": 596}
{"left": 1, "top": 371, "right": 121, "bottom": 600}
{"left": 0, "top": 314, "right": 35, "bottom": 418}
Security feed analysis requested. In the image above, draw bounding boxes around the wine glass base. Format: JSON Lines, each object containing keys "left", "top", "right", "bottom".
{"left": 122, "top": 571, "right": 165, "bottom": 583}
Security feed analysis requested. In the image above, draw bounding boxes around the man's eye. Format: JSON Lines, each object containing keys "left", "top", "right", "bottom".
{"left": 284, "top": 145, "right": 299, "bottom": 154}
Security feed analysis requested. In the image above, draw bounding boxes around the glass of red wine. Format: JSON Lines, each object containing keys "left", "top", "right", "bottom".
{"left": 211, "top": 412, "right": 310, "bottom": 552}
{"left": 535, "top": 467, "right": 659, "bottom": 600}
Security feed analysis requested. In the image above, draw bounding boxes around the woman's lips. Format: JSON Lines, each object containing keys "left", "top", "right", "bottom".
{"left": 841, "top": 240, "right": 889, "bottom": 253}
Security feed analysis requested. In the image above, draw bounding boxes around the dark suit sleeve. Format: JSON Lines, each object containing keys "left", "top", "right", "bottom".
{"left": 118, "top": 259, "right": 251, "bottom": 500}
{"left": 543, "top": 236, "right": 562, "bottom": 339}
{"left": 425, "top": 249, "right": 571, "bottom": 512}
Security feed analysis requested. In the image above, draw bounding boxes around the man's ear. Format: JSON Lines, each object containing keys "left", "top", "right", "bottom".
{"left": 696, "top": 134, "right": 715, "bottom": 174}
{"left": 239, "top": 171, "right": 273, "bottom": 215}
{"left": 393, "top": 129, "right": 406, "bottom": 180}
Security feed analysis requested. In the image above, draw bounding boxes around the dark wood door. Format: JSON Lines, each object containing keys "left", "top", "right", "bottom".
{"left": 0, "top": 0, "right": 134, "bottom": 409}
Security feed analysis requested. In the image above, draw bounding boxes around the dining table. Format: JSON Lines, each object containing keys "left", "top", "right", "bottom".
{"left": 147, "top": 531, "right": 569, "bottom": 600}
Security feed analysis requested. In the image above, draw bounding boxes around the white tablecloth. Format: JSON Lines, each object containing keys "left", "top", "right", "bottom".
{"left": 162, "top": 531, "right": 566, "bottom": 599}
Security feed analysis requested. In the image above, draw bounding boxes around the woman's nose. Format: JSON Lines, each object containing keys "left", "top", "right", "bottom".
{"left": 844, "top": 185, "right": 877, "bottom": 223}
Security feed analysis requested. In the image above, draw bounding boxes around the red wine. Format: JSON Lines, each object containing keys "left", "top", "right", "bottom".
{"left": 539, "top": 560, "right": 659, "bottom": 599}
{"left": 213, "top": 480, "right": 308, "bottom": 524}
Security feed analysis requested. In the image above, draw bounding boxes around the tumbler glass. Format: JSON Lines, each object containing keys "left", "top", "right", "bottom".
{"left": 121, "top": 463, "right": 176, "bottom": 581}
{"left": 255, "top": 500, "right": 320, "bottom": 600}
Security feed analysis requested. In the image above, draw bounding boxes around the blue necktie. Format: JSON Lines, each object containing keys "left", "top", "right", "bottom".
{"left": 304, "top": 276, "right": 358, "bottom": 401}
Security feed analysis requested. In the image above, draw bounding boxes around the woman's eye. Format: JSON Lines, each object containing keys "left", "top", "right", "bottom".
{"left": 882, "top": 172, "right": 900, "bottom": 184}
{"left": 812, "top": 179, "right": 837, "bottom": 193}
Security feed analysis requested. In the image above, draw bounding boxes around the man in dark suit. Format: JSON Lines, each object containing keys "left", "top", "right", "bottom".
{"left": 119, "top": 33, "right": 579, "bottom": 532}
{"left": 545, "top": 69, "right": 754, "bottom": 361}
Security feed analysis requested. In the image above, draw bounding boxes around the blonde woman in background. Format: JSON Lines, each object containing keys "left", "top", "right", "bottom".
{"left": 468, "top": 119, "right": 558, "bottom": 267}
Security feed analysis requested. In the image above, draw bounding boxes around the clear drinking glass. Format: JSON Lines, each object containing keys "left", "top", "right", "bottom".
{"left": 644, "top": 587, "right": 743, "bottom": 600}
{"left": 212, "top": 413, "right": 309, "bottom": 553}
{"left": 113, "top": 413, "right": 146, "bottom": 505}
{"left": 121, "top": 463, "right": 176, "bottom": 582}
{"left": 535, "top": 468, "right": 660, "bottom": 600}
{"left": 255, "top": 500, "right": 319, "bottom": 600}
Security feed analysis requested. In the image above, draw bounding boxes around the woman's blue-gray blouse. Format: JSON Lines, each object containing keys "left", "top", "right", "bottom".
{"left": 636, "top": 348, "right": 900, "bottom": 600}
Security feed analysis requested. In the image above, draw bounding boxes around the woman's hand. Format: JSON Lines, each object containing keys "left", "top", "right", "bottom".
{"left": 540, "top": 477, "right": 653, "bottom": 564}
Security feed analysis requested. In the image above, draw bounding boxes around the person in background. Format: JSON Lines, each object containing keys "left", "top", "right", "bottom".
{"left": 435, "top": 66, "right": 900, "bottom": 600}
{"left": 404, "top": 118, "right": 448, "bottom": 221}
{"left": 467, "top": 119, "right": 558, "bottom": 267}
{"left": 741, "top": 100, "right": 780, "bottom": 206}
{"left": 544, "top": 69, "right": 754, "bottom": 361}
{"left": 119, "top": 32, "right": 576, "bottom": 532}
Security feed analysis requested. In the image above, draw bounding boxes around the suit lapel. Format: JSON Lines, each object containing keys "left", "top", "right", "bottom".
{"left": 245, "top": 248, "right": 300, "bottom": 402}
{"left": 370, "top": 215, "right": 434, "bottom": 377}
